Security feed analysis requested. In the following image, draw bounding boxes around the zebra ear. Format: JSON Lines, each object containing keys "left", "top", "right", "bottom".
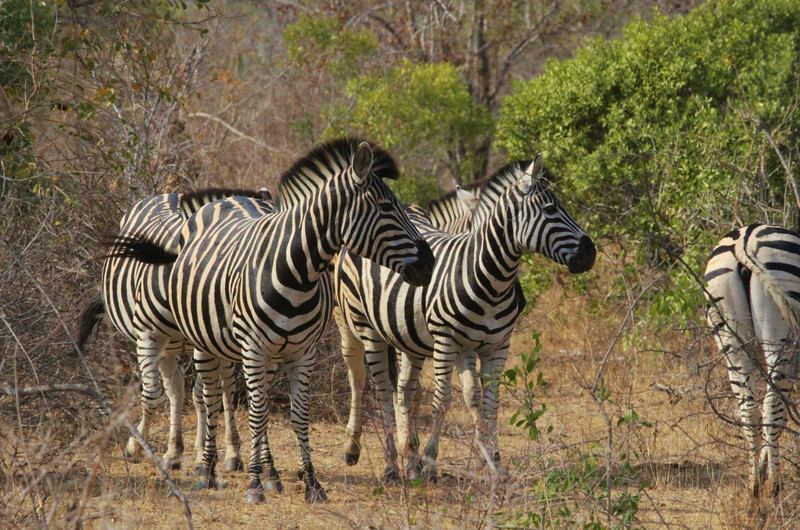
{"left": 527, "top": 154, "right": 544, "bottom": 179}
{"left": 352, "top": 142, "right": 374, "bottom": 185}
{"left": 456, "top": 186, "right": 479, "bottom": 212}
{"left": 518, "top": 154, "right": 543, "bottom": 195}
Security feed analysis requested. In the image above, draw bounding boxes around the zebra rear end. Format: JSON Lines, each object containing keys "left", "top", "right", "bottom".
{"left": 705, "top": 224, "right": 800, "bottom": 496}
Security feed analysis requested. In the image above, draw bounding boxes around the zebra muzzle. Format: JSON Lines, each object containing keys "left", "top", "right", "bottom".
{"left": 399, "top": 240, "right": 435, "bottom": 287}
{"left": 567, "top": 235, "right": 596, "bottom": 274}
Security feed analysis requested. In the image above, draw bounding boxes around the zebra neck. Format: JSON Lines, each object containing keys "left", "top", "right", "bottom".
{"left": 286, "top": 201, "right": 340, "bottom": 283}
{"left": 469, "top": 210, "right": 522, "bottom": 294}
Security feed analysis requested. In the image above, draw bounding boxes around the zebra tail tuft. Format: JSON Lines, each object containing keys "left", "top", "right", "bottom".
{"left": 734, "top": 231, "right": 800, "bottom": 331}
{"left": 101, "top": 235, "right": 178, "bottom": 265}
{"left": 77, "top": 294, "right": 105, "bottom": 348}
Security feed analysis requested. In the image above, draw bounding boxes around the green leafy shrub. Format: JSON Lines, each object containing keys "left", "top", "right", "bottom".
{"left": 497, "top": 0, "right": 800, "bottom": 319}
{"left": 348, "top": 59, "right": 491, "bottom": 202}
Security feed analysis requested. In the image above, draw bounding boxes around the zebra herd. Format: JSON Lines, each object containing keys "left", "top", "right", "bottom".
{"left": 77, "top": 136, "right": 800, "bottom": 503}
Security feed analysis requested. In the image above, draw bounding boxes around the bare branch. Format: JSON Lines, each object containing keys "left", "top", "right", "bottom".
{"left": 494, "top": 0, "right": 564, "bottom": 98}
{"left": 187, "top": 112, "right": 279, "bottom": 153}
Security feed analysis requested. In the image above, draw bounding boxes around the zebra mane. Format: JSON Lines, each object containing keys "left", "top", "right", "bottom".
{"left": 179, "top": 187, "right": 271, "bottom": 218}
{"left": 425, "top": 160, "right": 553, "bottom": 231}
{"left": 276, "top": 137, "right": 399, "bottom": 208}
{"left": 424, "top": 188, "right": 475, "bottom": 233}
{"left": 473, "top": 160, "right": 551, "bottom": 205}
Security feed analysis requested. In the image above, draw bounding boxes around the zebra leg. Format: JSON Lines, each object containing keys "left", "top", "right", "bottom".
{"left": 194, "top": 349, "right": 222, "bottom": 490}
{"left": 364, "top": 337, "right": 403, "bottom": 483}
{"left": 220, "top": 360, "right": 244, "bottom": 472}
{"left": 125, "top": 336, "right": 166, "bottom": 463}
{"left": 192, "top": 371, "right": 207, "bottom": 475}
{"left": 335, "top": 310, "right": 367, "bottom": 467}
{"left": 759, "top": 341, "right": 793, "bottom": 495}
{"left": 409, "top": 384, "right": 423, "bottom": 471}
{"left": 478, "top": 348, "right": 509, "bottom": 479}
{"left": 242, "top": 347, "right": 280, "bottom": 504}
{"left": 708, "top": 301, "right": 762, "bottom": 496}
{"left": 288, "top": 355, "right": 327, "bottom": 503}
{"left": 396, "top": 350, "right": 425, "bottom": 480}
{"left": 456, "top": 352, "right": 483, "bottom": 460}
{"left": 751, "top": 283, "right": 795, "bottom": 495}
{"left": 158, "top": 344, "right": 186, "bottom": 470}
{"left": 421, "top": 344, "right": 459, "bottom": 482}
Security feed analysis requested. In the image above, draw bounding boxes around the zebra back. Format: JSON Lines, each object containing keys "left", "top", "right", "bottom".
{"left": 97, "top": 189, "right": 273, "bottom": 345}
{"left": 179, "top": 187, "right": 271, "bottom": 219}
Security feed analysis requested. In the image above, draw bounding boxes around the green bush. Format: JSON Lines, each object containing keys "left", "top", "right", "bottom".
{"left": 497, "top": 0, "right": 800, "bottom": 314}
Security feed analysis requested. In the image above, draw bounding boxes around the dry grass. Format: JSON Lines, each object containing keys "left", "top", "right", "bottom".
{"left": 4, "top": 256, "right": 800, "bottom": 529}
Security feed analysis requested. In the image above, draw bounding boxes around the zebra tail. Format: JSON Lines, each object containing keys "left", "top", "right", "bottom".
{"left": 101, "top": 235, "right": 178, "bottom": 265}
{"left": 734, "top": 229, "right": 800, "bottom": 331}
{"left": 77, "top": 294, "right": 105, "bottom": 348}
{"left": 387, "top": 344, "right": 398, "bottom": 389}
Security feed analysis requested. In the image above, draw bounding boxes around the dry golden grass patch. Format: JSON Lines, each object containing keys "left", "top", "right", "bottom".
{"left": 4, "top": 263, "right": 800, "bottom": 528}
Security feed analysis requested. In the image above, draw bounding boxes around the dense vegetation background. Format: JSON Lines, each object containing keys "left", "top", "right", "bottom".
{"left": 2, "top": 0, "right": 800, "bottom": 527}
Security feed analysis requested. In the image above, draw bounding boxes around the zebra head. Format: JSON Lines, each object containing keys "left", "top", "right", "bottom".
{"left": 338, "top": 141, "right": 435, "bottom": 287}
{"left": 506, "top": 156, "right": 596, "bottom": 274}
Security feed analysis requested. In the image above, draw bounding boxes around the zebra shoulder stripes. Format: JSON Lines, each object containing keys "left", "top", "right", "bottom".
{"left": 124, "top": 138, "right": 434, "bottom": 504}
{"left": 704, "top": 224, "right": 800, "bottom": 496}
{"left": 77, "top": 188, "right": 270, "bottom": 472}
{"left": 334, "top": 156, "right": 596, "bottom": 482}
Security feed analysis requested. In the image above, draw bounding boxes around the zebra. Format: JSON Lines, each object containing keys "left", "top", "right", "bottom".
{"left": 77, "top": 188, "right": 271, "bottom": 473}
{"left": 333, "top": 156, "right": 596, "bottom": 482}
{"left": 704, "top": 224, "right": 800, "bottom": 496}
{"left": 115, "top": 138, "right": 435, "bottom": 504}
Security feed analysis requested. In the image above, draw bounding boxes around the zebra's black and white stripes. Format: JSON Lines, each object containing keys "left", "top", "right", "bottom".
{"left": 78, "top": 189, "right": 269, "bottom": 472}
{"left": 704, "top": 224, "right": 800, "bottom": 496}
{"left": 127, "top": 138, "right": 434, "bottom": 504}
{"left": 334, "top": 156, "right": 596, "bottom": 481}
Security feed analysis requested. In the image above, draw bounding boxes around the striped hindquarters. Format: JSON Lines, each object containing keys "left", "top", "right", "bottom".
{"left": 101, "top": 194, "right": 185, "bottom": 342}
{"left": 706, "top": 224, "right": 800, "bottom": 330}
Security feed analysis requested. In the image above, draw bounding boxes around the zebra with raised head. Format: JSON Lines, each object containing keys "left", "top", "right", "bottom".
{"left": 77, "top": 188, "right": 270, "bottom": 472}
{"left": 334, "top": 156, "right": 596, "bottom": 482}
{"left": 116, "top": 138, "right": 435, "bottom": 503}
{"left": 704, "top": 224, "right": 800, "bottom": 496}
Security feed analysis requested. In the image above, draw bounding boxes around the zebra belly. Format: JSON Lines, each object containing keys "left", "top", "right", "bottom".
{"left": 229, "top": 301, "right": 332, "bottom": 363}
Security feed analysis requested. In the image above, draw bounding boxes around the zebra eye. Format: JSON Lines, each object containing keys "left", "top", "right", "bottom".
{"left": 379, "top": 202, "right": 395, "bottom": 212}
{"left": 543, "top": 204, "right": 558, "bottom": 216}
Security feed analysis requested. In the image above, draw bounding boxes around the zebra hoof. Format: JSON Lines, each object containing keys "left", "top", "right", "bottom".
{"left": 163, "top": 456, "right": 181, "bottom": 470}
{"left": 304, "top": 483, "right": 328, "bottom": 503}
{"left": 124, "top": 449, "right": 144, "bottom": 464}
{"left": 264, "top": 478, "right": 283, "bottom": 493}
{"left": 224, "top": 457, "right": 244, "bottom": 472}
{"left": 125, "top": 439, "right": 143, "bottom": 463}
{"left": 195, "top": 475, "right": 218, "bottom": 490}
{"left": 405, "top": 458, "right": 424, "bottom": 482}
{"left": 382, "top": 466, "right": 400, "bottom": 485}
{"left": 343, "top": 450, "right": 360, "bottom": 466}
{"left": 245, "top": 487, "right": 265, "bottom": 504}
{"left": 421, "top": 465, "right": 438, "bottom": 484}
